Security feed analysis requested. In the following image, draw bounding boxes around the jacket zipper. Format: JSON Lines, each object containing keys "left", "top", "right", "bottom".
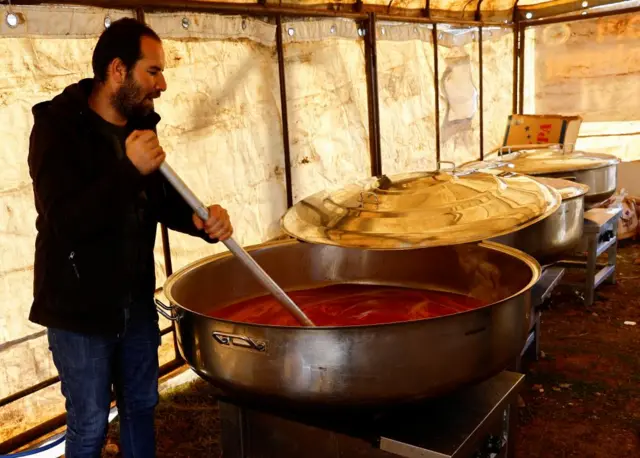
{"left": 69, "top": 252, "right": 80, "bottom": 279}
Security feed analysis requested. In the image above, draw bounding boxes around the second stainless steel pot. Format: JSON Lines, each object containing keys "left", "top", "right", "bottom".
{"left": 489, "top": 177, "right": 589, "bottom": 264}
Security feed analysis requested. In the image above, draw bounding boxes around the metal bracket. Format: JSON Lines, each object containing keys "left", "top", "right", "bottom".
{"left": 213, "top": 332, "right": 267, "bottom": 353}
{"left": 155, "top": 297, "right": 180, "bottom": 322}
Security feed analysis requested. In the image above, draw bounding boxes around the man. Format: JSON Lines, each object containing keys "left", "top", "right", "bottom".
{"left": 27, "top": 18, "right": 232, "bottom": 457}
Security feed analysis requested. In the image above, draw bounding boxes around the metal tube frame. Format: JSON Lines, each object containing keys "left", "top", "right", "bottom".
{"left": 517, "top": 22, "right": 525, "bottom": 115}
{"left": 11, "top": 0, "right": 515, "bottom": 26}
{"left": 275, "top": 14, "right": 295, "bottom": 208}
{"left": 512, "top": 17, "right": 519, "bottom": 115}
{"left": 432, "top": 23, "right": 441, "bottom": 163}
{"left": 518, "top": 1, "right": 640, "bottom": 25}
{"left": 364, "top": 12, "right": 382, "bottom": 177}
{"left": 478, "top": 26, "right": 484, "bottom": 160}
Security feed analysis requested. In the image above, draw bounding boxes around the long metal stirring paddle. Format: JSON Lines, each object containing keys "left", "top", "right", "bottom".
{"left": 159, "top": 161, "right": 316, "bottom": 327}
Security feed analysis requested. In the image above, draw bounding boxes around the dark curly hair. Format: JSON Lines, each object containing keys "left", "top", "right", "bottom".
{"left": 92, "top": 18, "right": 161, "bottom": 82}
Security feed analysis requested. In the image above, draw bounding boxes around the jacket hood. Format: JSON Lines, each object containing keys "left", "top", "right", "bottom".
{"left": 32, "top": 78, "right": 161, "bottom": 130}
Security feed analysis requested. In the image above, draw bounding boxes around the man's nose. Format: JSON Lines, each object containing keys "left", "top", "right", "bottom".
{"left": 157, "top": 73, "right": 167, "bottom": 92}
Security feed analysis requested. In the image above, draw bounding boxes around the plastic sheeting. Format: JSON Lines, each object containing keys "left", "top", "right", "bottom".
{"left": 482, "top": 28, "right": 514, "bottom": 154}
{"left": 523, "top": 13, "right": 640, "bottom": 161}
{"left": 377, "top": 23, "right": 438, "bottom": 175}
{"left": 437, "top": 25, "right": 482, "bottom": 165}
{"left": 282, "top": 18, "right": 371, "bottom": 202}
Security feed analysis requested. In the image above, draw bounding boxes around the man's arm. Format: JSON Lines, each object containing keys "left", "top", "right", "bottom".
{"left": 155, "top": 177, "right": 233, "bottom": 243}
{"left": 155, "top": 177, "right": 214, "bottom": 242}
{"left": 28, "top": 120, "right": 145, "bottom": 244}
{"left": 28, "top": 122, "right": 165, "bottom": 245}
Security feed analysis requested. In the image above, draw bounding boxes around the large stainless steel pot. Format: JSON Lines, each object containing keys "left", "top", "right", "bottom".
{"left": 488, "top": 177, "right": 589, "bottom": 264}
{"left": 483, "top": 145, "right": 619, "bottom": 206}
{"left": 160, "top": 239, "right": 540, "bottom": 407}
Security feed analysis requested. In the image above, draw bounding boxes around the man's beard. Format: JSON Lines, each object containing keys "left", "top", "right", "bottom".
{"left": 111, "top": 74, "right": 155, "bottom": 120}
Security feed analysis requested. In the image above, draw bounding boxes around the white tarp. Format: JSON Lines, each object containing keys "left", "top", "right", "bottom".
{"left": 281, "top": 18, "right": 372, "bottom": 202}
{"left": 524, "top": 14, "right": 640, "bottom": 160}
{"left": 377, "top": 22, "right": 439, "bottom": 175}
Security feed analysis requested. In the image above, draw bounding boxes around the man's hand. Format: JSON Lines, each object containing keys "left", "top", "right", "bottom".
{"left": 125, "top": 130, "right": 166, "bottom": 175}
{"left": 193, "top": 204, "right": 233, "bottom": 241}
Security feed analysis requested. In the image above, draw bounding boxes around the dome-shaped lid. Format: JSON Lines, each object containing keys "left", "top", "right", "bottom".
{"left": 482, "top": 144, "right": 620, "bottom": 175}
{"left": 281, "top": 167, "right": 561, "bottom": 250}
{"left": 460, "top": 160, "right": 590, "bottom": 200}
{"left": 532, "top": 177, "right": 589, "bottom": 200}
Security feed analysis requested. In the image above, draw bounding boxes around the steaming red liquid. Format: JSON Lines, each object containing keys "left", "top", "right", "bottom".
{"left": 208, "top": 284, "right": 487, "bottom": 327}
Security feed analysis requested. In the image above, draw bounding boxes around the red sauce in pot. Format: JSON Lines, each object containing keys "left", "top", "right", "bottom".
{"left": 207, "top": 284, "right": 486, "bottom": 327}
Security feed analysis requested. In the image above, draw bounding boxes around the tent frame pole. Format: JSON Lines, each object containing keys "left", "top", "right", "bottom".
{"left": 512, "top": 18, "right": 519, "bottom": 114}
{"left": 364, "top": 12, "right": 382, "bottom": 177}
{"left": 11, "top": 0, "right": 516, "bottom": 26}
{"left": 432, "top": 24, "right": 441, "bottom": 164}
{"left": 517, "top": 22, "right": 525, "bottom": 114}
{"left": 478, "top": 26, "right": 484, "bottom": 161}
{"left": 275, "top": 14, "right": 294, "bottom": 208}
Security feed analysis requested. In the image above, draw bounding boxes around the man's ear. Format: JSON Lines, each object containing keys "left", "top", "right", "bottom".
{"left": 108, "top": 58, "right": 128, "bottom": 85}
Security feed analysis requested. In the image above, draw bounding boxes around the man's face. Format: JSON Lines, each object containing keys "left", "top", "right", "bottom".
{"left": 111, "top": 36, "right": 167, "bottom": 119}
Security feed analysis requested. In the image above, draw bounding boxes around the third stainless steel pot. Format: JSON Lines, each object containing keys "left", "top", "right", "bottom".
{"left": 482, "top": 145, "right": 619, "bottom": 206}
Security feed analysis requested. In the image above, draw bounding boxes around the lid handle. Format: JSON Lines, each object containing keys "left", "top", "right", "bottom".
{"left": 437, "top": 161, "right": 457, "bottom": 171}
{"left": 358, "top": 191, "right": 380, "bottom": 209}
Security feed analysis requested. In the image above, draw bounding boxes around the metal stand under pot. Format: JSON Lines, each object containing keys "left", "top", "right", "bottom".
{"left": 516, "top": 207, "right": 622, "bottom": 368}
{"left": 219, "top": 371, "right": 524, "bottom": 458}
{"left": 556, "top": 207, "right": 622, "bottom": 307}
{"left": 518, "top": 265, "right": 566, "bottom": 367}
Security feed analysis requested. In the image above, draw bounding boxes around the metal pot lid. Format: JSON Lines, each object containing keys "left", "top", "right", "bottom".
{"left": 281, "top": 167, "right": 561, "bottom": 250}
{"left": 483, "top": 146, "right": 620, "bottom": 174}
{"left": 531, "top": 177, "right": 589, "bottom": 200}
{"left": 459, "top": 161, "right": 590, "bottom": 201}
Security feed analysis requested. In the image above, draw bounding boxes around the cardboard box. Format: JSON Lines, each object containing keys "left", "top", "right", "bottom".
{"left": 617, "top": 160, "right": 640, "bottom": 195}
{"left": 503, "top": 114, "right": 582, "bottom": 148}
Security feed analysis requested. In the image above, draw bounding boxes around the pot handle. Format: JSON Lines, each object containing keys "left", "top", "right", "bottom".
{"left": 437, "top": 161, "right": 456, "bottom": 171}
{"left": 213, "top": 332, "right": 267, "bottom": 353}
{"left": 155, "top": 296, "right": 179, "bottom": 322}
{"left": 497, "top": 171, "right": 518, "bottom": 178}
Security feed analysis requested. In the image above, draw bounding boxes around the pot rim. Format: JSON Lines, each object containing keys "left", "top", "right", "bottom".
{"left": 532, "top": 177, "right": 590, "bottom": 201}
{"left": 526, "top": 162, "right": 619, "bottom": 174}
{"left": 162, "top": 239, "right": 542, "bottom": 331}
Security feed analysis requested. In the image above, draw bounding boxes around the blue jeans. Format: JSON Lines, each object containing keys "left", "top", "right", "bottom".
{"left": 48, "top": 315, "right": 161, "bottom": 458}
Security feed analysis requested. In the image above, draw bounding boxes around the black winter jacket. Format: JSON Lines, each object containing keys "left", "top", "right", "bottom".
{"left": 28, "top": 79, "right": 214, "bottom": 335}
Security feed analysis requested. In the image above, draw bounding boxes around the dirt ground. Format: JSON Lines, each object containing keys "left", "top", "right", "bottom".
{"left": 515, "top": 239, "right": 640, "bottom": 458}
{"left": 102, "top": 241, "right": 640, "bottom": 458}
